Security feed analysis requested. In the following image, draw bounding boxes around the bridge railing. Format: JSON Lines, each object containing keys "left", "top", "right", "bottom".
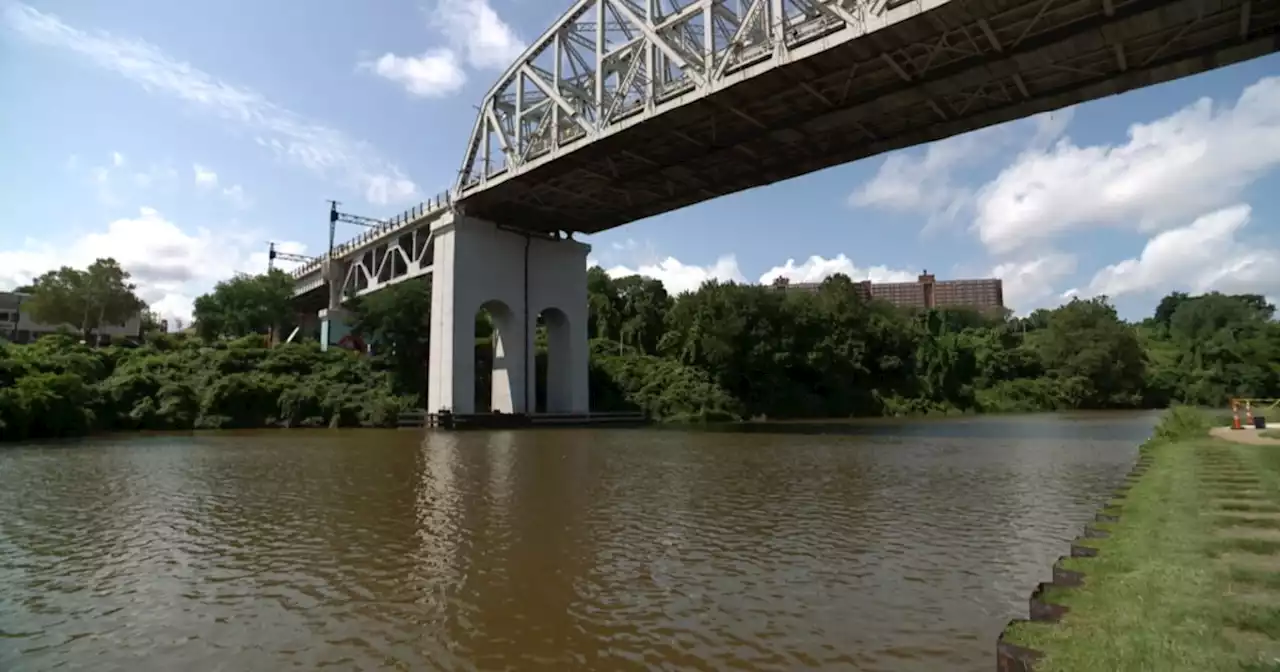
{"left": 289, "top": 190, "right": 454, "bottom": 279}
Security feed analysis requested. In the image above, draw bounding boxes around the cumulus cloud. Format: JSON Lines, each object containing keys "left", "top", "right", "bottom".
{"left": 591, "top": 250, "right": 921, "bottom": 297}
{"left": 758, "top": 254, "right": 917, "bottom": 285}
{"left": 851, "top": 110, "right": 1074, "bottom": 230}
{"left": 193, "top": 164, "right": 218, "bottom": 187}
{"left": 365, "top": 0, "right": 524, "bottom": 98}
{"left": 432, "top": 0, "right": 525, "bottom": 70}
{"left": 4, "top": 3, "right": 417, "bottom": 205}
{"left": 1084, "top": 204, "right": 1280, "bottom": 300}
{"left": 599, "top": 255, "right": 747, "bottom": 295}
{"left": 0, "top": 208, "right": 304, "bottom": 322}
{"left": 361, "top": 49, "right": 467, "bottom": 98}
{"left": 192, "top": 164, "right": 251, "bottom": 207}
{"left": 990, "top": 253, "right": 1078, "bottom": 313}
{"left": 974, "top": 76, "right": 1280, "bottom": 254}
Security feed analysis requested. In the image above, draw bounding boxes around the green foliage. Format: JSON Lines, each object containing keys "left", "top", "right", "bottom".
{"left": 587, "top": 340, "right": 742, "bottom": 422}
{"left": 23, "top": 258, "right": 145, "bottom": 342}
{"left": 6, "top": 265, "right": 1276, "bottom": 441}
{"left": 1149, "top": 405, "right": 1213, "bottom": 443}
{"left": 349, "top": 278, "right": 431, "bottom": 401}
{"left": 192, "top": 269, "right": 296, "bottom": 340}
{"left": 0, "top": 337, "right": 413, "bottom": 442}
{"left": 589, "top": 274, "right": 1279, "bottom": 420}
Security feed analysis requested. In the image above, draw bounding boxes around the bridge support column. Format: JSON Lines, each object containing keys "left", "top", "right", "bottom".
{"left": 319, "top": 259, "right": 351, "bottom": 352}
{"left": 319, "top": 308, "right": 354, "bottom": 351}
{"left": 427, "top": 213, "right": 590, "bottom": 415}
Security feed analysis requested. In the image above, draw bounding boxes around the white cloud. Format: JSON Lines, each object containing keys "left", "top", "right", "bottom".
{"left": 990, "top": 253, "right": 1078, "bottom": 313}
{"left": 599, "top": 255, "right": 747, "bottom": 295}
{"left": 592, "top": 251, "right": 923, "bottom": 297}
{"left": 193, "top": 164, "right": 218, "bottom": 187}
{"left": 975, "top": 76, "right": 1280, "bottom": 254}
{"left": 111, "top": 151, "right": 124, "bottom": 167}
{"left": 221, "top": 184, "right": 250, "bottom": 209}
{"left": 0, "top": 207, "right": 302, "bottom": 322}
{"left": 433, "top": 0, "right": 525, "bottom": 70}
{"left": 365, "top": 0, "right": 522, "bottom": 99}
{"left": 850, "top": 131, "right": 989, "bottom": 224}
{"left": 4, "top": 3, "right": 417, "bottom": 205}
{"left": 362, "top": 49, "right": 466, "bottom": 98}
{"left": 851, "top": 110, "right": 1073, "bottom": 231}
{"left": 759, "top": 254, "right": 917, "bottom": 285}
{"left": 1086, "top": 204, "right": 1280, "bottom": 300}
{"left": 192, "top": 164, "right": 250, "bottom": 207}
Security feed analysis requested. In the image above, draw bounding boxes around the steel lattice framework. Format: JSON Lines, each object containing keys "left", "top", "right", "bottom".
{"left": 288, "top": 0, "right": 1277, "bottom": 304}
{"left": 448, "top": 0, "right": 1276, "bottom": 235}
{"left": 457, "top": 0, "right": 884, "bottom": 190}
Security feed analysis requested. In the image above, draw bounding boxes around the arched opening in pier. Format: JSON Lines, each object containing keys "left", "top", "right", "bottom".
{"left": 474, "top": 300, "right": 518, "bottom": 413}
{"left": 534, "top": 307, "right": 572, "bottom": 414}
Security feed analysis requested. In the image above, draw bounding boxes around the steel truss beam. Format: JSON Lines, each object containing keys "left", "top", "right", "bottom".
{"left": 457, "top": 0, "right": 890, "bottom": 189}
{"left": 289, "top": 192, "right": 452, "bottom": 283}
{"left": 338, "top": 225, "right": 436, "bottom": 298}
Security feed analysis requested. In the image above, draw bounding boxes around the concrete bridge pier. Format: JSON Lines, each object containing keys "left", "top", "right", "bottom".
{"left": 319, "top": 258, "right": 353, "bottom": 351}
{"left": 427, "top": 213, "right": 590, "bottom": 415}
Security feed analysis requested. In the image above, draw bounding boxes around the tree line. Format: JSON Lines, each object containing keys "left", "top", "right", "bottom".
{"left": 584, "top": 268, "right": 1278, "bottom": 418}
{"left": 3, "top": 256, "right": 1278, "bottom": 443}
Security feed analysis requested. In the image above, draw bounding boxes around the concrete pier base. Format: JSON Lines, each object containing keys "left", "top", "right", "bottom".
{"left": 427, "top": 213, "right": 589, "bottom": 415}
{"left": 319, "top": 307, "right": 354, "bottom": 352}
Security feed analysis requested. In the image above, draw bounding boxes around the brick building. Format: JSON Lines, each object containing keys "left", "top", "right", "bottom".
{"left": 771, "top": 272, "right": 1005, "bottom": 311}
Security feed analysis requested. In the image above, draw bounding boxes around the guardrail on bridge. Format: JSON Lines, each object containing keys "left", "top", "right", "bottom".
{"left": 290, "top": 190, "right": 453, "bottom": 279}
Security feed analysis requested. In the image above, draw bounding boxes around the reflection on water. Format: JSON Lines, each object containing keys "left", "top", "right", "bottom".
{"left": 0, "top": 412, "right": 1157, "bottom": 671}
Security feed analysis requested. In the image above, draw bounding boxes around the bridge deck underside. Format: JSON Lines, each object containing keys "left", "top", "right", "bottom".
{"left": 459, "top": 0, "right": 1278, "bottom": 234}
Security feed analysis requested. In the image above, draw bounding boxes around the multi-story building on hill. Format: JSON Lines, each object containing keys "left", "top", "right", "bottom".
{"left": 772, "top": 272, "right": 1005, "bottom": 312}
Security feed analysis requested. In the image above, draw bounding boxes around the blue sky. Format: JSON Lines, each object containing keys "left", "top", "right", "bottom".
{"left": 2, "top": 0, "right": 1278, "bottom": 323}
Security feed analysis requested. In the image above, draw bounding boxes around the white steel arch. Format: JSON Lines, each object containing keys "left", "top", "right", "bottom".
{"left": 455, "top": 0, "right": 896, "bottom": 192}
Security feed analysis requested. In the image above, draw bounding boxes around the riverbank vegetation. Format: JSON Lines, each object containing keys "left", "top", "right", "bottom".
{"left": 1003, "top": 407, "right": 1280, "bottom": 671}
{"left": 0, "top": 333, "right": 412, "bottom": 441}
{"left": 584, "top": 270, "right": 1280, "bottom": 419}
{"left": 4, "top": 256, "right": 1280, "bottom": 442}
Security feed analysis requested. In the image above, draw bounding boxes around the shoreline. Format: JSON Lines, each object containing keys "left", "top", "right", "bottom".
{"left": 996, "top": 410, "right": 1280, "bottom": 670}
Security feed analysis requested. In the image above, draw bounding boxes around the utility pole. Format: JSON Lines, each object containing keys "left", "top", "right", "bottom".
{"left": 267, "top": 242, "right": 314, "bottom": 272}
{"left": 326, "top": 199, "right": 389, "bottom": 256}
{"left": 327, "top": 199, "right": 340, "bottom": 256}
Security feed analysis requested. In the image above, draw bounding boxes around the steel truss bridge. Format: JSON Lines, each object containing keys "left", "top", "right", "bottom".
{"left": 290, "top": 0, "right": 1277, "bottom": 303}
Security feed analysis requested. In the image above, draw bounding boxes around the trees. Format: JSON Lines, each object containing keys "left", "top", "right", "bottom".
{"left": 192, "top": 269, "right": 295, "bottom": 340}
{"left": 23, "top": 258, "right": 145, "bottom": 343}
{"left": 1033, "top": 297, "right": 1146, "bottom": 407}
{"left": 349, "top": 278, "right": 432, "bottom": 400}
{"left": 0, "top": 335, "right": 413, "bottom": 442}
{"left": 9, "top": 258, "right": 1277, "bottom": 442}
{"left": 141, "top": 311, "right": 165, "bottom": 334}
{"left": 1152, "top": 292, "right": 1280, "bottom": 405}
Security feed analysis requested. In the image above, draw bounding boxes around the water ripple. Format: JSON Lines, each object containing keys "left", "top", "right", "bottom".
{"left": 0, "top": 413, "right": 1157, "bottom": 671}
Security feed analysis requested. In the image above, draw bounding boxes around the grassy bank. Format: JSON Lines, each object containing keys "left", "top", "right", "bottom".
{"left": 1003, "top": 407, "right": 1280, "bottom": 670}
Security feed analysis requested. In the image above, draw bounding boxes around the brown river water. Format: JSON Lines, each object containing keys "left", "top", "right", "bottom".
{"left": 0, "top": 412, "right": 1158, "bottom": 671}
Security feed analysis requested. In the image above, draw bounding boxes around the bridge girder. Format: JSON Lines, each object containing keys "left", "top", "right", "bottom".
{"left": 456, "top": 0, "right": 884, "bottom": 192}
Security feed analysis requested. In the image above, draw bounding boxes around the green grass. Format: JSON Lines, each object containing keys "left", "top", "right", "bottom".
{"left": 1004, "top": 408, "right": 1280, "bottom": 671}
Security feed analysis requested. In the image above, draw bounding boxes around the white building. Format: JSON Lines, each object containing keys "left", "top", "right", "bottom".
{"left": 0, "top": 291, "right": 143, "bottom": 344}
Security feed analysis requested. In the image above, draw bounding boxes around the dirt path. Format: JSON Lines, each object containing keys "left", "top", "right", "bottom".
{"left": 1209, "top": 426, "right": 1280, "bottom": 446}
